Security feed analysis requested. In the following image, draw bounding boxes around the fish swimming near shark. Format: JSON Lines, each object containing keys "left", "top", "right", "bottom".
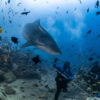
{"left": 21, "top": 11, "right": 30, "bottom": 15}
{"left": 21, "top": 20, "right": 61, "bottom": 55}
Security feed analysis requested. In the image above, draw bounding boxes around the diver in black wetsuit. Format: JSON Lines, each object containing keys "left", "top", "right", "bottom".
{"left": 88, "top": 61, "right": 100, "bottom": 97}
{"left": 90, "top": 61, "right": 100, "bottom": 75}
{"left": 53, "top": 58, "right": 74, "bottom": 100}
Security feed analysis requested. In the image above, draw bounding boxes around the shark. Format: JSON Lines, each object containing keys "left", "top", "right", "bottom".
{"left": 21, "top": 20, "right": 61, "bottom": 55}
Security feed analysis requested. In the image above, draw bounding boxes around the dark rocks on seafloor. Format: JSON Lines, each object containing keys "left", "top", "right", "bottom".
{"left": 0, "top": 98, "right": 3, "bottom": 100}
{"left": 0, "top": 69, "right": 16, "bottom": 83}
{"left": 20, "top": 87, "right": 25, "bottom": 92}
{"left": 22, "top": 96, "right": 26, "bottom": 99}
{"left": 38, "top": 68, "right": 48, "bottom": 75}
{"left": 17, "top": 72, "right": 41, "bottom": 80}
{"left": 45, "top": 85, "right": 49, "bottom": 89}
{"left": 31, "top": 94, "right": 35, "bottom": 96}
{"left": 33, "top": 83, "right": 39, "bottom": 87}
{"left": 4, "top": 71, "right": 16, "bottom": 83}
{"left": 0, "top": 70, "right": 5, "bottom": 82}
{"left": 0, "top": 75, "right": 5, "bottom": 82}
{"left": 88, "top": 57, "right": 94, "bottom": 61}
{"left": 48, "top": 89, "right": 55, "bottom": 93}
{"left": 22, "top": 81, "right": 26, "bottom": 84}
{"left": 4, "top": 86, "right": 16, "bottom": 95}
{"left": 0, "top": 91, "right": 6, "bottom": 100}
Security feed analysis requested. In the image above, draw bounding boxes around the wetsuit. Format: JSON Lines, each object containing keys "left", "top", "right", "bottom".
{"left": 54, "top": 64, "right": 74, "bottom": 100}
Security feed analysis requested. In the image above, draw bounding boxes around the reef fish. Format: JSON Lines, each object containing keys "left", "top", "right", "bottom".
{"left": 0, "top": 27, "right": 2, "bottom": 34}
{"left": 21, "top": 11, "right": 30, "bottom": 15}
{"left": 11, "top": 37, "right": 18, "bottom": 44}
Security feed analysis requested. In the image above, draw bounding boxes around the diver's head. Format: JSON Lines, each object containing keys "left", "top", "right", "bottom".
{"left": 63, "top": 61, "right": 70, "bottom": 70}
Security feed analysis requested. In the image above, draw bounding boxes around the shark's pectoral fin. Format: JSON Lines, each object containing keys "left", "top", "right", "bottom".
{"left": 20, "top": 42, "right": 32, "bottom": 48}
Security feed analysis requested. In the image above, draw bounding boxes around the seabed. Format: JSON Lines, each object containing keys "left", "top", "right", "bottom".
{"left": 0, "top": 41, "right": 99, "bottom": 100}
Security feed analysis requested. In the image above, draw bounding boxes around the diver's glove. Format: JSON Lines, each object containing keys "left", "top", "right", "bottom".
{"left": 69, "top": 75, "right": 75, "bottom": 80}
{"left": 53, "top": 58, "right": 58, "bottom": 68}
{"left": 54, "top": 58, "right": 58, "bottom": 63}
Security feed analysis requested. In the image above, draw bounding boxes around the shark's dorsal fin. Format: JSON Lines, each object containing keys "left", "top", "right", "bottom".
{"left": 33, "top": 19, "right": 40, "bottom": 26}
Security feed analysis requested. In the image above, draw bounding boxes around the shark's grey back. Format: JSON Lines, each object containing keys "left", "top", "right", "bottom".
{"left": 22, "top": 20, "right": 61, "bottom": 55}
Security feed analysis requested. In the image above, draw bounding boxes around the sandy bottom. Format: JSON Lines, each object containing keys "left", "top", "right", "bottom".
{"left": 0, "top": 66, "right": 99, "bottom": 100}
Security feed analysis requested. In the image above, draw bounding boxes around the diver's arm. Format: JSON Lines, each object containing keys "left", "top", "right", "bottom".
{"left": 69, "top": 69, "right": 75, "bottom": 80}
{"left": 53, "top": 58, "right": 58, "bottom": 68}
{"left": 53, "top": 63, "right": 57, "bottom": 68}
{"left": 53, "top": 62, "right": 63, "bottom": 72}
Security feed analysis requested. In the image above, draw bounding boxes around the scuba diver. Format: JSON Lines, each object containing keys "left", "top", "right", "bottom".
{"left": 90, "top": 61, "right": 100, "bottom": 75}
{"left": 53, "top": 58, "right": 74, "bottom": 100}
{"left": 88, "top": 61, "right": 100, "bottom": 97}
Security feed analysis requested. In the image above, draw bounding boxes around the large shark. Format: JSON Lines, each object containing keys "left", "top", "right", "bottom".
{"left": 21, "top": 20, "right": 61, "bottom": 55}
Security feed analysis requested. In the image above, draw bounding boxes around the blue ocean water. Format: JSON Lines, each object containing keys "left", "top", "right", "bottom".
{"left": 0, "top": 0, "right": 100, "bottom": 99}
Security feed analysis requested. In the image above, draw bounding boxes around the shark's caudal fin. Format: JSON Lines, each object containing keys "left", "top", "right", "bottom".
{"left": 33, "top": 19, "right": 40, "bottom": 26}
{"left": 20, "top": 42, "right": 33, "bottom": 48}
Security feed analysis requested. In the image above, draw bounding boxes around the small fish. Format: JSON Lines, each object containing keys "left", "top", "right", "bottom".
{"left": 55, "top": 11, "right": 58, "bottom": 15}
{"left": 95, "top": 0, "right": 99, "bottom": 8}
{"left": 92, "top": 91, "right": 99, "bottom": 93}
{"left": 11, "top": 37, "right": 18, "bottom": 44}
{"left": 57, "top": 6, "right": 60, "bottom": 10}
{"left": 8, "top": 0, "right": 10, "bottom": 3}
{"left": 88, "top": 57, "right": 94, "bottom": 61}
{"left": 79, "top": 0, "right": 82, "bottom": 4}
{"left": 1, "top": 91, "right": 7, "bottom": 97}
{"left": 98, "top": 34, "right": 100, "bottom": 37}
{"left": 38, "top": 93, "right": 46, "bottom": 99}
{"left": 54, "top": 58, "right": 58, "bottom": 63}
{"left": 87, "top": 30, "right": 92, "bottom": 34}
{"left": 74, "top": 8, "right": 77, "bottom": 11}
{"left": 0, "top": 36, "right": 2, "bottom": 41}
{"left": 17, "top": 2, "right": 21, "bottom": 6}
{"left": 32, "top": 55, "right": 41, "bottom": 65}
{"left": 5, "top": 1, "right": 7, "bottom": 5}
{"left": 92, "top": 84, "right": 96, "bottom": 86}
{"left": 72, "top": 44, "right": 74, "bottom": 48}
{"left": 21, "top": 68, "right": 27, "bottom": 72}
{"left": 96, "top": 11, "right": 100, "bottom": 16}
{"left": 9, "top": 20, "right": 12, "bottom": 23}
{"left": 1, "top": 55, "right": 8, "bottom": 63}
{"left": 66, "top": 10, "right": 68, "bottom": 14}
{"left": 87, "top": 8, "right": 89, "bottom": 13}
{"left": 0, "top": 27, "right": 2, "bottom": 34}
{"left": 77, "top": 54, "right": 82, "bottom": 58}
{"left": 96, "top": 82, "right": 100, "bottom": 84}
{"left": 21, "top": 11, "right": 30, "bottom": 15}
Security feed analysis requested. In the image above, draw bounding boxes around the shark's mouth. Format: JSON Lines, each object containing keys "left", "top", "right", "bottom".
{"left": 36, "top": 45, "right": 61, "bottom": 55}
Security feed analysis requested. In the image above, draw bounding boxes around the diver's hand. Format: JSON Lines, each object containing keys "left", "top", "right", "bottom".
{"left": 54, "top": 58, "right": 58, "bottom": 63}
{"left": 53, "top": 58, "right": 58, "bottom": 67}
{"left": 69, "top": 76, "right": 75, "bottom": 80}
{"left": 53, "top": 58, "right": 58, "bottom": 68}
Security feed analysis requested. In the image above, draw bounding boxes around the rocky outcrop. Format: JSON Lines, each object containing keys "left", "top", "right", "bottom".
{"left": 4, "top": 72, "right": 16, "bottom": 83}
{"left": 4, "top": 85, "right": 16, "bottom": 95}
